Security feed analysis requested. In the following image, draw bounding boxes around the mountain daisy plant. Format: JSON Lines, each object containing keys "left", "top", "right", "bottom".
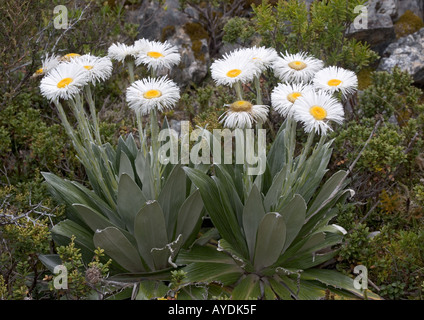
{"left": 36, "top": 40, "right": 380, "bottom": 300}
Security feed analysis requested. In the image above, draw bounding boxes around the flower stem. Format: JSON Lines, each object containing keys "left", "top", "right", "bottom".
{"left": 127, "top": 60, "right": 135, "bottom": 83}
{"left": 85, "top": 85, "right": 102, "bottom": 145}
{"left": 234, "top": 81, "right": 243, "bottom": 101}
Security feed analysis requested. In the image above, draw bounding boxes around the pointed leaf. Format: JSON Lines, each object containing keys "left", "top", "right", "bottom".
{"left": 175, "top": 189, "right": 204, "bottom": 246}
{"left": 135, "top": 151, "right": 155, "bottom": 200}
{"left": 94, "top": 227, "right": 145, "bottom": 273}
{"left": 279, "top": 194, "right": 307, "bottom": 253}
{"left": 307, "top": 170, "right": 348, "bottom": 216}
{"left": 133, "top": 201, "right": 168, "bottom": 270}
{"left": 118, "top": 151, "right": 134, "bottom": 181}
{"left": 117, "top": 173, "right": 147, "bottom": 233}
{"left": 72, "top": 203, "right": 114, "bottom": 233}
{"left": 253, "top": 212, "right": 286, "bottom": 271}
{"left": 301, "top": 269, "right": 382, "bottom": 300}
{"left": 231, "top": 274, "right": 261, "bottom": 300}
{"left": 242, "top": 185, "right": 266, "bottom": 260}
{"left": 158, "top": 164, "right": 186, "bottom": 240}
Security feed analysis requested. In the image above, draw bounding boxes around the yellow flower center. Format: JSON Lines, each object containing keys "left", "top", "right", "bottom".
{"left": 84, "top": 65, "right": 94, "bottom": 70}
{"left": 143, "top": 89, "right": 162, "bottom": 99}
{"left": 35, "top": 68, "right": 44, "bottom": 75}
{"left": 57, "top": 77, "right": 73, "bottom": 88}
{"left": 310, "top": 105, "right": 327, "bottom": 121}
{"left": 147, "top": 51, "right": 164, "bottom": 59}
{"left": 226, "top": 69, "right": 242, "bottom": 78}
{"left": 62, "top": 53, "right": 81, "bottom": 61}
{"left": 288, "top": 61, "right": 307, "bottom": 71}
{"left": 327, "top": 79, "right": 342, "bottom": 87}
{"left": 230, "top": 100, "right": 252, "bottom": 112}
{"left": 287, "top": 92, "right": 302, "bottom": 103}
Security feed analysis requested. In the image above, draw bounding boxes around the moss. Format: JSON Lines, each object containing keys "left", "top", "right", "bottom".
{"left": 161, "top": 25, "right": 176, "bottom": 42}
{"left": 394, "top": 10, "right": 424, "bottom": 38}
{"left": 183, "top": 22, "right": 209, "bottom": 62}
{"left": 184, "top": 22, "right": 209, "bottom": 42}
{"left": 191, "top": 39, "right": 205, "bottom": 62}
{"left": 357, "top": 67, "right": 374, "bottom": 90}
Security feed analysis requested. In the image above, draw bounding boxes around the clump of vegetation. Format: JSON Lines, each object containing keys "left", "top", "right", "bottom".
{"left": 394, "top": 10, "right": 424, "bottom": 38}
{"left": 223, "top": 0, "right": 378, "bottom": 71}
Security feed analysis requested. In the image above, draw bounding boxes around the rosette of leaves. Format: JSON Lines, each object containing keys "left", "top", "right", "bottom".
{"left": 179, "top": 120, "right": 381, "bottom": 300}
{"left": 40, "top": 121, "right": 205, "bottom": 284}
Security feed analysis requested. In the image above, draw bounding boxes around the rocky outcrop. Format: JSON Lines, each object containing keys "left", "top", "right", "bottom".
{"left": 346, "top": 0, "right": 424, "bottom": 54}
{"left": 378, "top": 27, "right": 424, "bottom": 84}
{"left": 347, "top": 0, "right": 397, "bottom": 55}
{"left": 130, "top": 0, "right": 211, "bottom": 86}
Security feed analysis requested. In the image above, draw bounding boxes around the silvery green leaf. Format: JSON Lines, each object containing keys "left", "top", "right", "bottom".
{"left": 253, "top": 212, "right": 286, "bottom": 271}
{"left": 117, "top": 173, "right": 147, "bottom": 234}
{"left": 242, "top": 184, "right": 265, "bottom": 260}
{"left": 175, "top": 189, "right": 204, "bottom": 247}
{"left": 134, "top": 201, "right": 168, "bottom": 271}
{"left": 158, "top": 164, "right": 186, "bottom": 239}
{"left": 135, "top": 150, "right": 155, "bottom": 200}
{"left": 231, "top": 274, "right": 261, "bottom": 300}
{"left": 307, "top": 170, "right": 348, "bottom": 216}
{"left": 72, "top": 203, "right": 115, "bottom": 232}
{"left": 279, "top": 194, "right": 307, "bottom": 253}
{"left": 93, "top": 227, "right": 145, "bottom": 273}
{"left": 118, "top": 151, "right": 134, "bottom": 181}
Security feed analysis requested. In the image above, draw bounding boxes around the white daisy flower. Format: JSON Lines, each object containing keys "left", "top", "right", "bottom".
{"left": 273, "top": 51, "right": 324, "bottom": 83}
{"left": 211, "top": 51, "right": 261, "bottom": 86}
{"left": 134, "top": 39, "right": 181, "bottom": 71}
{"left": 293, "top": 90, "right": 344, "bottom": 135}
{"left": 71, "top": 54, "right": 113, "bottom": 85}
{"left": 219, "top": 100, "right": 269, "bottom": 129}
{"left": 313, "top": 66, "right": 358, "bottom": 98}
{"left": 243, "top": 46, "right": 279, "bottom": 72}
{"left": 33, "top": 54, "right": 61, "bottom": 77}
{"left": 39, "top": 63, "right": 89, "bottom": 101}
{"left": 108, "top": 43, "right": 138, "bottom": 63}
{"left": 271, "top": 82, "right": 315, "bottom": 117}
{"left": 126, "top": 76, "right": 180, "bottom": 115}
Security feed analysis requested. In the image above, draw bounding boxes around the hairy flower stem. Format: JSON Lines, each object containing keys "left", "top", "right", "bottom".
{"left": 234, "top": 81, "right": 243, "bottom": 101}
{"left": 127, "top": 60, "right": 135, "bottom": 83}
{"left": 84, "top": 85, "right": 102, "bottom": 145}
{"left": 66, "top": 97, "right": 117, "bottom": 208}
{"left": 150, "top": 109, "right": 161, "bottom": 197}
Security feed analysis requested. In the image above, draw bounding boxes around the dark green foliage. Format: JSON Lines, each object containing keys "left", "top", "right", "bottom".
{"left": 223, "top": 0, "right": 378, "bottom": 71}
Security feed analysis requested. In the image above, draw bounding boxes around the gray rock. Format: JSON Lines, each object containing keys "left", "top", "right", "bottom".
{"left": 347, "top": 0, "right": 397, "bottom": 54}
{"left": 134, "top": 0, "right": 210, "bottom": 86}
{"left": 394, "top": 0, "right": 424, "bottom": 20}
{"left": 378, "top": 27, "right": 424, "bottom": 84}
